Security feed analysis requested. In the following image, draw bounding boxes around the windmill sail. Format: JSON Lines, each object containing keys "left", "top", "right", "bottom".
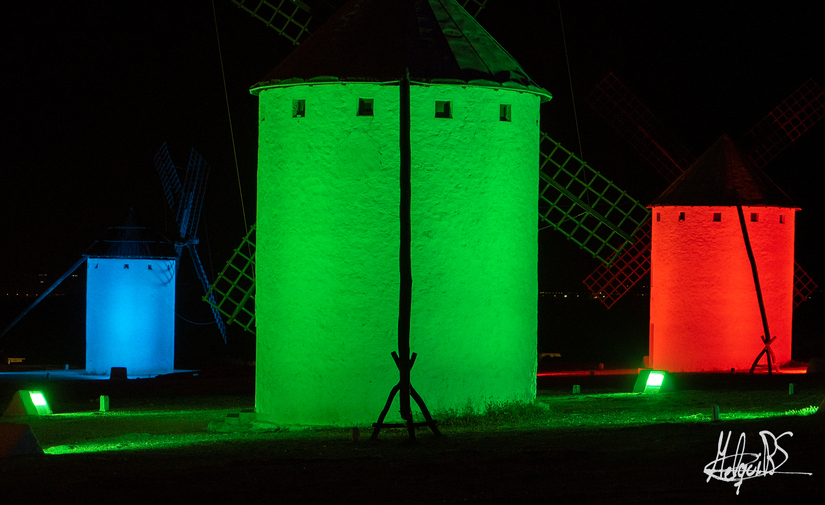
{"left": 458, "top": 0, "right": 488, "bottom": 17}
{"left": 0, "top": 257, "right": 87, "bottom": 340}
{"left": 177, "top": 149, "right": 210, "bottom": 246}
{"left": 154, "top": 143, "right": 183, "bottom": 217}
{"left": 204, "top": 224, "right": 256, "bottom": 334}
{"left": 229, "top": 0, "right": 490, "bottom": 49}
{"left": 740, "top": 78, "right": 825, "bottom": 169}
{"left": 229, "top": 0, "right": 313, "bottom": 45}
{"left": 154, "top": 144, "right": 228, "bottom": 342}
{"left": 583, "top": 222, "right": 651, "bottom": 309}
{"left": 586, "top": 72, "right": 695, "bottom": 182}
{"left": 539, "top": 133, "right": 649, "bottom": 263}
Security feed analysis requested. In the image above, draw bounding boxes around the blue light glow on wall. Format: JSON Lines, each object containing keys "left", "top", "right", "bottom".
{"left": 86, "top": 258, "right": 176, "bottom": 375}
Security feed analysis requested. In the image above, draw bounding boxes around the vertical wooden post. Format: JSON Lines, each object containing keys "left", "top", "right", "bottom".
{"left": 398, "top": 68, "right": 414, "bottom": 435}
{"left": 370, "top": 70, "right": 439, "bottom": 441}
{"left": 736, "top": 205, "right": 775, "bottom": 374}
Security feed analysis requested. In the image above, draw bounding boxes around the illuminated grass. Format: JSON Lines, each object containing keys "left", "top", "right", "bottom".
{"left": 433, "top": 390, "right": 821, "bottom": 430}
{"left": 24, "top": 388, "right": 824, "bottom": 456}
{"left": 45, "top": 433, "right": 218, "bottom": 455}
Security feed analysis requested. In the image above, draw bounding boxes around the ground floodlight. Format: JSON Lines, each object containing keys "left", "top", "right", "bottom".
{"left": 3, "top": 390, "right": 53, "bottom": 416}
{"left": 633, "top": 370, "right": 670, "bottom": 393}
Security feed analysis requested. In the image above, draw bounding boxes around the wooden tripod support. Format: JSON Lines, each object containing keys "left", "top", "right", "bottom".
{"left": 749, "top": 335, "right": 778, "bottom": 374}
{"left": 371, "top": 351, "right": 441, "bottom": 440}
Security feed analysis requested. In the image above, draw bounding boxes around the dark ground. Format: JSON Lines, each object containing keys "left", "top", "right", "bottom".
{"left": 2, "top": 367, "right": 824, "bottom": 504}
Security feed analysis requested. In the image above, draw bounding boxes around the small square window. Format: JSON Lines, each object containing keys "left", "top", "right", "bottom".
{"left": 678, "top": 212, "right": 685, "bottom": 222}
{"left": 124, "top": 264, "right": 130, "bottom": 269}
{"left": 357, "top": 98, "right": 374, "bottom": 116}
{"left": 750, "top": 213, "right": 758, "bottom": 222}
{"left": 292, "top": 99, "right": 306, "bottom": 118}
{"left": 713, "top": 213, "right": 721, "bottom": 222}
{"left": 500, "top": 104, "right": 511, "bottom": 122}
{"left": 435, "top": 100, "right": 451, "bottom": 118}
{"left": 780, "top": 215, "right": 785, "bottom": 224}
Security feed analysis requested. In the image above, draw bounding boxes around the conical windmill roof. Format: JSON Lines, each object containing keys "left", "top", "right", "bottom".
{"left": 250, "top": 0, "right": 551, "bottom": 101}
{"left": 651, "top": 134, "right": 796, "bottom": 208}
{"left": 85, "top": 209, "right": 178, "bottom": 259}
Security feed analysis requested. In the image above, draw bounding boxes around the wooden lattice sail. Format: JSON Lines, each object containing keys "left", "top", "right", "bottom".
{"left": 204, "top": 224, "right": 256, "bottom": 334}
{"left": 539, "top": 133, "right": 649, "bottom": 264}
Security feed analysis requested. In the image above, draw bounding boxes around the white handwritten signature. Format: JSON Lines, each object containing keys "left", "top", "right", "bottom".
{"left": 703, "top": 430, "right": 812, "bottom": 494}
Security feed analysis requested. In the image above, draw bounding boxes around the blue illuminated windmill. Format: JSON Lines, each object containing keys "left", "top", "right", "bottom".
{"left": 84, "top": 212, "right": 179, "bottom": 375}
{"left": 153, "top": 143, "right": 228, "bottom": 344}
{"left": 1, "top": 145, "right": 226, "bottom": 375}
{"left": 0, "top": 209, "right": 182, "bottom": 376}
{"left": 88, "top": 143, "right": 228, "bottom": 375}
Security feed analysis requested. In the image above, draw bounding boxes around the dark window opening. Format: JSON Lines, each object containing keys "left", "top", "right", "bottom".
{"left": 292, "top": 99, "right": 306, "bottom": 118}
{"left": 500, "top": 104, "right": 511, "bottom": 122}
{"left": 678, "top": 212, "right": 686, "bottom": 222}
{"left": 750, "top": 213, "right": 758, "bottom": 222}
{"left": 357, "top": 98, "right": 374, "bottom": 116}
{"left": 713, "top": 213, "right": 721, "bottom": 222}
{"left": 780, "top": 215, "right": 785, "bottom": 224}
{"left": 656, "top": 212, "right": 660, "bottom": 222}
{"left": 435, "top": 101, "right": 451, "bottom": 118}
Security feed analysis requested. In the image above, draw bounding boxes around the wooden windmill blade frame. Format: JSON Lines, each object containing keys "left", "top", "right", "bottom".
{"left": 204, "top": 225, "right": 257, "bottom": 334}
{"left": 539, "top": 133, "right": 650, "bottom": 264}
{"left": 229, "top": 0, "right": 314, "bottom": 45}
{"left": 153, "top": 142, "right": 183, "bottom": 218}
{"left": 179, "top": 149, "right": 211, "bottom": 242}
{"left": 458, "top": 0, "right": 488, "bottom": 17}
{"left": 586, "top": 72, "right": 695, "bottom": 182}
{"left": 584, "top": 74, "right": 823, "bottom": 308}
{"left": 154, "top": 144, "right": 229, "bottom": 342}
{"left": 740, "top": 79, "right": 825, "bottom": 169}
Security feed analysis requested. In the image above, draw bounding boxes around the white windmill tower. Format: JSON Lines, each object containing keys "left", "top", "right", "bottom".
{"left": 206, "top": 0, "right": 653, "bottom": 431}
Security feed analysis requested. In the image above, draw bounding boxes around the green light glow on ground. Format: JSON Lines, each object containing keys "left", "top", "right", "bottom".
{"left": 28, "top": 389, "right": 820, "bottom": 456}
{"left": 44, "top": 432, "right": 235, "bottom": 455}
{"left": 528, "top": 391, "right": 819, "bottom": 429}
{"left": 41, "top": 403, "right": 818, "bottom": 455}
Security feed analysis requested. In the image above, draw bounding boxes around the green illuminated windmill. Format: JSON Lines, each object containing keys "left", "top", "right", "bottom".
{"left": 209, "top": 0, "right": 650, "bottom": 333}
{"left": 208, "top": 0, "right": 649, "bottom": 428}
{"left": 582, "top": 74, "right": 822, "bottom": 308}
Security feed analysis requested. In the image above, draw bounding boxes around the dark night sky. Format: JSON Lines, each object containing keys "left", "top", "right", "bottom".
{"left": 2, "top": 1, "right": 824, "bottom": 363}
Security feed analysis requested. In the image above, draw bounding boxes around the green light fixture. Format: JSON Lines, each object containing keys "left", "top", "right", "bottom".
{"left": 633, "top": 370, "right": 670, "bottom": 394}
{"left": 2, "top": 390, "right": 53, "bottom": 416}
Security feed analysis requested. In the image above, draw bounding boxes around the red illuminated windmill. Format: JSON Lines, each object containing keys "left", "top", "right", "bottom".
{"left": 649, "top": 135, "right": 797, "bottom": 372}
{"left": 583, "top": 75, "right": 822, "bottom": 309}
